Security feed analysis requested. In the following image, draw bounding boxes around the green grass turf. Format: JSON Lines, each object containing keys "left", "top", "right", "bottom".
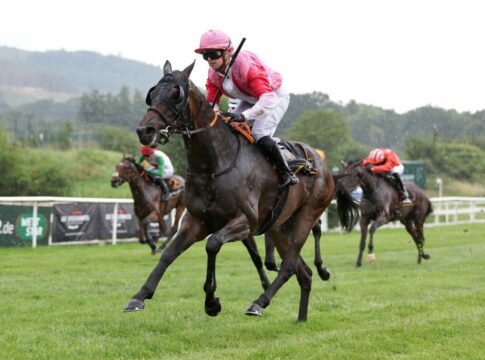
{"left": 1, "top": 224, "right": 484, "bottom": 359}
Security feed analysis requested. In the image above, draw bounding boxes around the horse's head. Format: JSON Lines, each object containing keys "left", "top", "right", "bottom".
{"left": 111, "top": 172, "right": 125, "bottom": 188}
{"left": 339, "top": 159, "right": 364, "bottom": 189}
{"left": 115, "top": 157, "right": 142, "bottom": 183}
{"left": 136, "top": 60, "right": 195, "bottom": 146}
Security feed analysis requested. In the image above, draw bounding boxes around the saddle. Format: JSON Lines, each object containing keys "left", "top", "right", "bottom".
{"left": 277, "top": 139, "right": 319, "bottom": 176}
{"left": 382, "top": 175, "right": 415, "bottom": 206}
{"left": 222, "top": 116, "right": 319, "bottom": 177}
{"left": 167, "top": 176, "right": 183, "bottom": 191}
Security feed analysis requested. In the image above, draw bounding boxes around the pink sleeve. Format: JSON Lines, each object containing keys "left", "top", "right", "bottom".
{"left": 247, "top": 65, "right": 273, "bottom": 98}
{"left": 206, "top": 78, "right": 221, "bottom": 105}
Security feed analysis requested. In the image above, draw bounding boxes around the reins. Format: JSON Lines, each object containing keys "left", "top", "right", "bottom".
{"left": 186, "top": 132, "right": 241, "bottom": 178}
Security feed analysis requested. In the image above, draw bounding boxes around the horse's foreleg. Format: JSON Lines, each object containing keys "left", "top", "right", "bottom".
{"left": 204, "top": 215, "right": 251, "bottom": 317}
{"left": 242, "top": 236, "right": 271, "bottom": 290}
{"left": 357, "top": 216, "right": 370, "bottom": 267}
{"left": 264, "top": 234, "right": 279, "bottom": 272}
{"left": 124, "top": 213, "right": 209, "bottom": 312}
{"left": 246, "top": 216, "right": 313, "bottom": 321}
{"left": 246, "top": 245, "right": 299, "bottom": 318}
{"left": 367, "top": 214, "right": 388, "bottom": 263}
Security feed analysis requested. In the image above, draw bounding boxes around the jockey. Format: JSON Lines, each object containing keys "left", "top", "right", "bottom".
{"left": 194, "top": 29, "right": 299, "bottom": 187}
{"left": 137, "top": 145, "right": 174, "bottom": 198}
{"left": 361, "top": 148, "right": 412, "bottom": 204}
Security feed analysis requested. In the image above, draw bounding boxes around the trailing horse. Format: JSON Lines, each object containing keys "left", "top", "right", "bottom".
{"left": 125, "top": 61, "right": 358, "bottom": 321}
{"left": 340, "top": 160, "right": 433, "bottom": 267}
{"left": 111, "top": 156, "right": 186, "bottom": 254}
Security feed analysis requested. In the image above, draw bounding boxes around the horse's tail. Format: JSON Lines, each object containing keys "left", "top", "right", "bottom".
{"left": 426, "top": 198, "right": 433, "bottom": 216}
{"left": 332, "top": 176, "right": 360, "bottom": 232}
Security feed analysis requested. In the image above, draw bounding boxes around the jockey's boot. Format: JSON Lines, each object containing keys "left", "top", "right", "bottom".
{"left": 156, "top": 178, "right": 170, "bottom": 200}
{"left": 392, "top": 174, "right": 412, "bottom": 204}
{"left": 257, "top": 136, "right": 299, "bottom": 187}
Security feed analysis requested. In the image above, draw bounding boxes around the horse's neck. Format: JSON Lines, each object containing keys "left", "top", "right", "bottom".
{"left": 128, "top": 175, "right": 153, "bottom": 203}
{"left": 184, "top": 105, "right": 239, "bottom": 175}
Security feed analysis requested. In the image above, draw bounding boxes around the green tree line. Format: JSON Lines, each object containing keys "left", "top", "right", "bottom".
{"left": 1, "top": 88, "right": 485, "bottom": 196}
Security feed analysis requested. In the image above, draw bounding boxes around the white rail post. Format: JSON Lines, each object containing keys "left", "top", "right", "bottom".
{"left": 112, "top": 203, "right": 119, "bottom": 245}
{"left": 32, "top": 202, "right": 38, "bottom": 248}
{"left": 48, "top": 212, "right": 53, "bottom": 246}
{"left": 321, "top": 210, "right": 328, "bottom": 232}
{"left": 470, "top": 201, "right": 476, "bottom": 222}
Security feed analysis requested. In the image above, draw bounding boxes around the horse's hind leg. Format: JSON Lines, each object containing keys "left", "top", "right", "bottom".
{"left": 142, "top": 218, "right": 157, "bottom": 255}
{"left": 137, "top": 219, "right": 146, "bottom": 244}
{"left": 416, "top": 220, "right": 430, "bottom": 261}
{"left": 264, "top": 234, "right": 279, "bottom": 272}
{"left": 242, "top": 236, "right": 271, "bottom": 290}
{"left": 357, "top": 217, "right": 370, "bottom": 267}
{"left": 155, "top": 214, "right": 169, "bottom": 253}
{"left": 163, "top": 203, "right": 186, "bottom": 246}
{"left": 296, "top": 256, "right": 313, "bottom": 322}
{"left": 312, "top": 220, "right": 330, "bottom": 280}
{"left": 404, "top": 219, "right": 430, "bottom": 264}
{"left": 124, "top": 213, "right": 209, "bottom": 312}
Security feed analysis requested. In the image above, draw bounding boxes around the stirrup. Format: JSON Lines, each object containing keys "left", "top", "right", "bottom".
{"left": 401, "top": 194, "right": 412, "bottom": 204}
{"left": 280, "top": 173, "right": 299, "bottom": 188}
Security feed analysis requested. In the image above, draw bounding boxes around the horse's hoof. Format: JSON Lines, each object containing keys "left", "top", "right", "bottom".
{"left": 318, "top": 267, "right": 331, "bottom": 281}
{"left": 367, "top": 253, "right": 376, "bottom": 263}
{"left": 421, "top": 253, "right": 431, "bottom": 260}
{"left": 205, "top": 298, "right": 221, "bottom": 317}
{"left": 265, "top": 262, "right": 280, "bottom": 272}
{"left": 356, "top": 262, "right": 362, "bottom": 268}
{"left": 123, "top": 299, "right": 145, "bottom": 312}
{"left": 245, "top": 303, "right": 263, "bottom": 317}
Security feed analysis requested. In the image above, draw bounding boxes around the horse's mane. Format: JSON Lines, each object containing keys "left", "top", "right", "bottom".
{"left": 121, "top": 155, "right": 144, "bottom": 173}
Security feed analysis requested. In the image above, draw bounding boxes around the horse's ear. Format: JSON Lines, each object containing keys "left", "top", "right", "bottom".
{"left": 163, "top": 60, "right": 172, "bottom": 75}
{"left": 145, "top": 85, "right": 156, "bottom": 105}
{"left": 182, "top": 60, "right": 196, "bottom": 79}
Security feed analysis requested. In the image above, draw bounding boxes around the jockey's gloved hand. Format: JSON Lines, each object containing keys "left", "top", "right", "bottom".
{"left": 222, "top": 112, "right": 246, "bottom": 122}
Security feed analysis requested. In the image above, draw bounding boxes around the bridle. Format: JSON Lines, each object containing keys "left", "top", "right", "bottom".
{"left": 145, "top": 73, "right": 220, "bottom": 144}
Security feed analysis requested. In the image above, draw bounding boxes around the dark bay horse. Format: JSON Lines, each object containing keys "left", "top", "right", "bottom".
{"left": 111, "top": 156, "right": 186, "bottom": 254}
{"left": 125, "top": 61, "right": 358, "bottom": 321}
{"left": 340, "top": 160, "right": 433, "bottom": 267}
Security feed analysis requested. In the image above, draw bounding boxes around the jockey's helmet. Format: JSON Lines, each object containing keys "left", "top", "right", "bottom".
{"left": 194, "top": 30, "right": 233, "bottom": 54}
{"left": 140, "top": 145, "right": 155, "bottom": 156}
{"left": 369, "top": 149, "right": 385, "bottom": 163}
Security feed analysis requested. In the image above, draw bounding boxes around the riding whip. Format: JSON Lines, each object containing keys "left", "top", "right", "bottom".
{"left": 211, "top": 37, "right": 246, "bottom": 109}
